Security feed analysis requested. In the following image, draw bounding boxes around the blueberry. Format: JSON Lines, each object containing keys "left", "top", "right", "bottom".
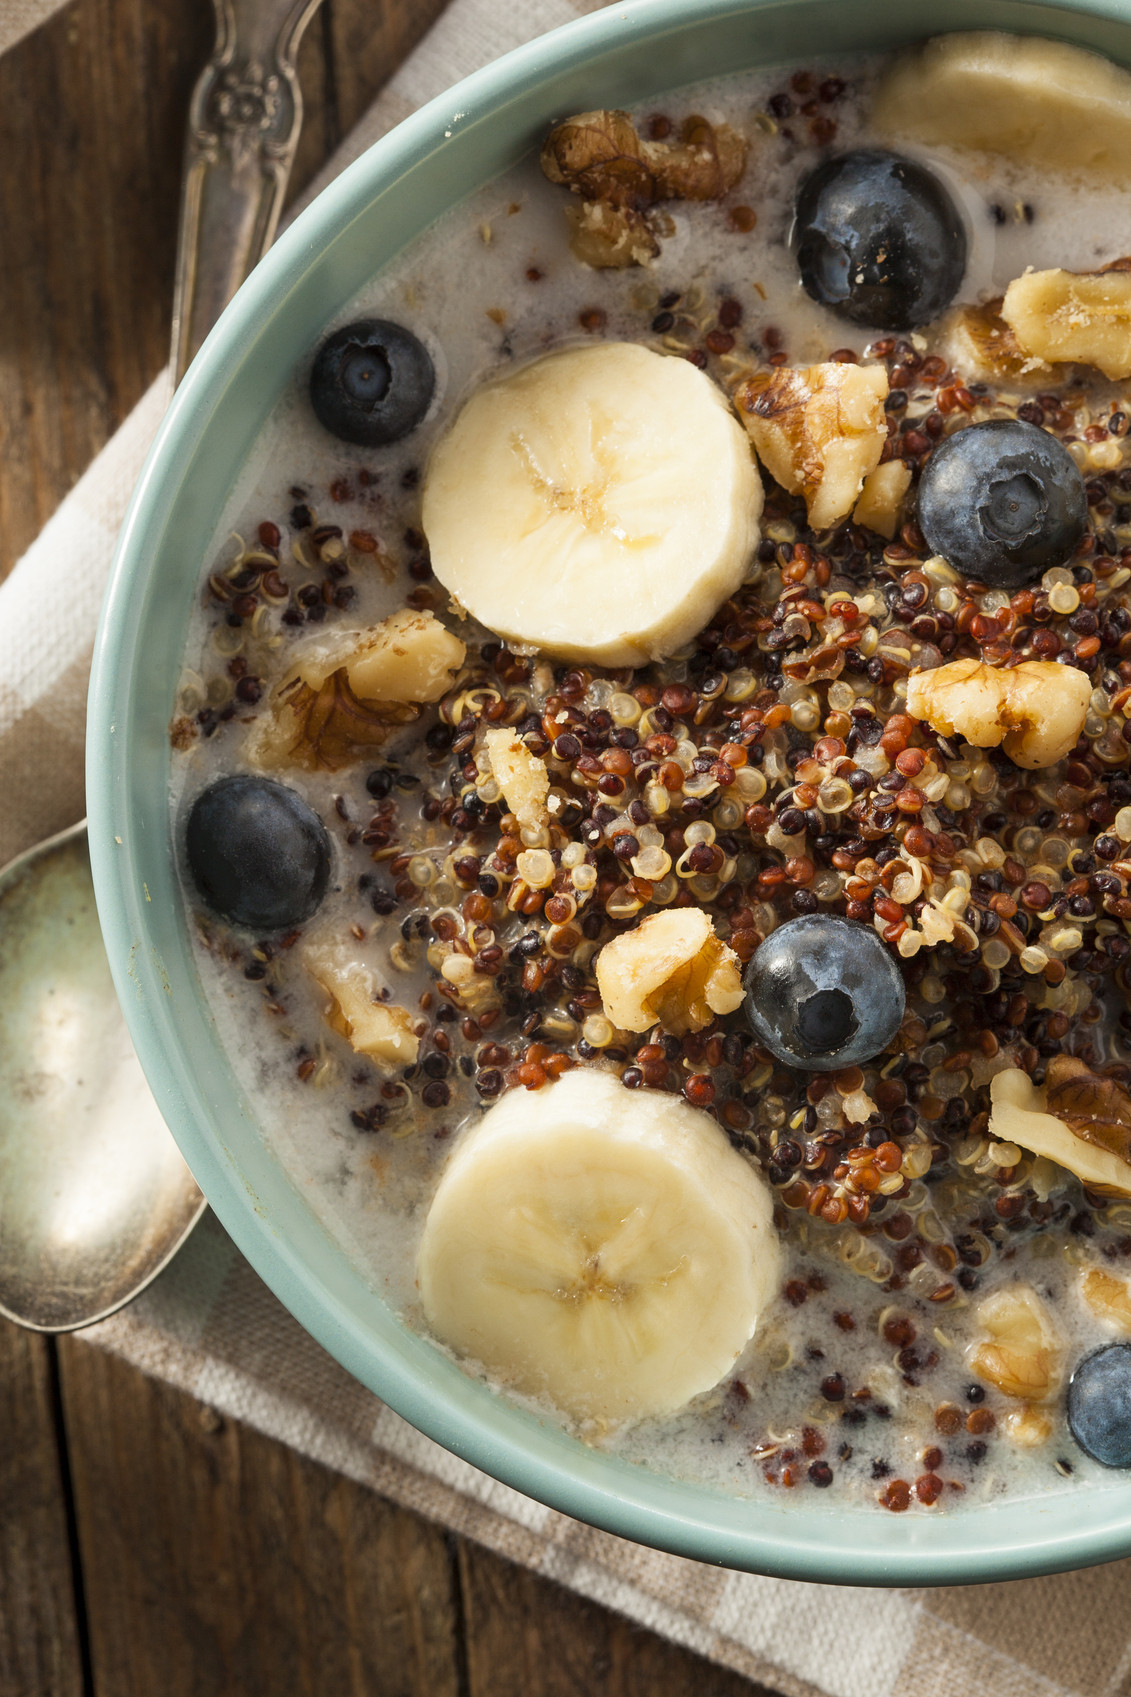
{"left": 917, "top": 419, "right": 1086, "bottom": 588}
{"left": 793, "top": 149, "right": 966, "bottom": 330}
{"left": 1067, "top": 1343, "right": 1131, "bottom": 1467}
{"left": 309, "top": 319, "right": 434, "bottom": 447}
{"left": 185, "top": 776, "right": 331, "bottom": 931}
{"left": 743, "top": 914, "right": 905, "bottom": 1072}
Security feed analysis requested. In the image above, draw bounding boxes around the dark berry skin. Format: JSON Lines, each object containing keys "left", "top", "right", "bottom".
{"left": 794, "top": 149, "right": 966, "bottom": 330}
{"left": 744, "top": 914, "right": 906, "bottom": 1072}
{"left": 186, "top": 776, "right": 331, "bottom": 931}
{"left": 917, "top": 418, "right": 1087, "bottom": 588}
{"left": 310, "top": 319, "right": 434, "bottom": 447}
{"left": 1068, "top": 1343, "right": 1131, "bottom": 1468}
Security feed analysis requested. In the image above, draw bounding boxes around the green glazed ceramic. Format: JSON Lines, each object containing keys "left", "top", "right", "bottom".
{"left": 88, "top": 0, "right": 1131, "bottom": 1583}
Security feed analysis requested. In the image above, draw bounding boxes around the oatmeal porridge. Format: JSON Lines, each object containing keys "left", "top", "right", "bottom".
{"left": 172, "top": 32, "right": 1131, "bottom": 1508}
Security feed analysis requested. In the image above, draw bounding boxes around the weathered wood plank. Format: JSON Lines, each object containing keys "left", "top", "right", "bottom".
{"left": 58, "top": 1337, "right": 463, "bottom": 1697}
{"left": 460, "top": 1540, "right": 776, "bottom": 1697}
{"left": 0, "top": 0, "right": 450, "bottom": 587}
{"left": 0, "top": 1324, "right": 83, "bottom": 1697}
{"left": 0, "top": 0, "right": 211, "bottom": 582}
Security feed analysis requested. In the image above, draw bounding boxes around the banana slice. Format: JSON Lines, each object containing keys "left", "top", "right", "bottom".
{"left": 421, "top": 343, "right": 761, "bottom": 667}
{"left": 872, "top": 32, "right": 1131, "bottom": 177}
{"left": 417, "top": 1066, "right": 779, "bottom": 1424}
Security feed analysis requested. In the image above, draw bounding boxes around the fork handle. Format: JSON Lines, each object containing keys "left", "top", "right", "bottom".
{"left": 170, "top": 0, "right": 324, "bottom": 386}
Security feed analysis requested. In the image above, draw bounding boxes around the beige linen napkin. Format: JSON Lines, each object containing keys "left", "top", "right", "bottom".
{"left": 5, "top": 4, "right": 1131, "bottom": 1693}
{"left": 0, "top": 0, "right": 71, "bottom": 56}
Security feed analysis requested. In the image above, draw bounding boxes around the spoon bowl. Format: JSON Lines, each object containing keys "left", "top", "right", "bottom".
{"left": 0, "top": 823, "right": 204, "bottom": 1332}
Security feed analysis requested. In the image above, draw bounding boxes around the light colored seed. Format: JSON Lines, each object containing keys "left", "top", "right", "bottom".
{"left": 733, "top": 766, "right": 767, "bottom": 800}
{"left": 724, "top": 669, "right": 757, "bottom": 701}
{"left": 712, "top": 798, "right": 743, "bottom": 830}
{"left": 582, "top": 1014, "right": 614, "bottom": 1048}
{"left": 1048, "top": 583, "right": 1080, "bottom": 615}
{"left": 644, "top": 781, "right": 671, "bottom": 817}
{"left": 606, "top": 886, "right": 644, "bottom": 920}
{"left": 632, "top": 846, "right": 671, "bottom": 881}
{"left": 516, "top": 849, "right": 555, "bottom": 888}
{"left": 1020, "top": 945, "right": 1049, "bottom": 974}
{"left": 609, "top": 692, "right": 641, "bottom": 726}
{"left": 817, "top": 778, "right": 854, "bottom": 813}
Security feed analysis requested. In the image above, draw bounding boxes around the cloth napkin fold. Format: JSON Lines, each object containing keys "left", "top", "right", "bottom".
{"left": 0, "top": 0, "right": 71, "bottom": 57}
{"left": 5, "top": 3, "right": 1131, "bottom": 1693}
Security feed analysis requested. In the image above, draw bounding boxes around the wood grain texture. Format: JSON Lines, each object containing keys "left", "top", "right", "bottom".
{"left": 0, "top": 1325, "right": 83, "bottom": 1697}
{"left": 57, "top": 1337, "right": 463, "bottom": 1697}
{"left": 459, "top": 1542, "right": 775, "bottom": 1697}
{"left": 0, "top": 0, "right": 452, "bottom": 585}
{"left": 0, "top": 0, "right": 212, "bottom": 581}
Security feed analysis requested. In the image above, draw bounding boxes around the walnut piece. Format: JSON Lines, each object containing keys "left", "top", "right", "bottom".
{"left": 563, "top": 200, "right": 659, "bottom": 269}
{"left": 482, "top": 727, "right": 550, "bottom": 833}
{"left": 249, "top": 609, "right": 465, "bottom": 772}
{"left": 595, "top": 906, "right": 743, "bottom": 1036}
{"left": 987, "top": 1065, "right": 1131, "bottom": 1198}
{"left": 937, "top": 298, "right": 1052, "bottom": 386}
{"left": 305, "top": 947, "right": 419, "bottom": 1068}
{"left": 734, "top": 363, "right": 888, "bottom": 530}
{"left": 852, "top": 459, "right": 912, "bottom": 539}
{"left": 1002, "top": 1405, "right": 1053, "bottom": 1448}
{"left": 1081, "top": 1267, "right": 1131, "bottom": 1332}
{"left": 968, "top": 1284, "right": 1062, "bottom": 1402}
{"left": 905, "top": 657, "right": 1090, "bottom": 769}
{"left": 1002, "top": 266, "right": 1131, "bottom": 380}
{"left": 541, "top": 109, "right": 746, "bottom": 269}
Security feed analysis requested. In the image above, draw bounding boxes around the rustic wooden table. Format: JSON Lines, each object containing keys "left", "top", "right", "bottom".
{"left": 0, "top": 3, "right": 776, "bottom": 1692}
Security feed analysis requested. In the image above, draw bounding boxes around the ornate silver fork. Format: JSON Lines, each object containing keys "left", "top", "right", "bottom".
{"left": 171, "top": 0, "right": 325, "bottom": 381}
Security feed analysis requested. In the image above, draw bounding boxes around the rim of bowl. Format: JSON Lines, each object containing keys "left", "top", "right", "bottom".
{"left": 88, "top": 0, "right": 1131, "bottom": 1584}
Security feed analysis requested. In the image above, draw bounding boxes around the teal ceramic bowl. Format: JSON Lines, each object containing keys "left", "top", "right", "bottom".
{"left": 88, "top": 0, "right": 1131, "bottom": 1583}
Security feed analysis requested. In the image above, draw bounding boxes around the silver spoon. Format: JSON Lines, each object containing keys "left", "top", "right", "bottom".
{"left": 0, "top": 0, "right": 324, "bottom": 1332}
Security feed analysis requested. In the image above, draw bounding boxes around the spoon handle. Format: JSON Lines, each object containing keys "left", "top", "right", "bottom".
{"left": 170, "top": 0, "right": 326, "bottom": 386}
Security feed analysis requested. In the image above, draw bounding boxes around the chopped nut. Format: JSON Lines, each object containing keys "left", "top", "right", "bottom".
{"left": 305, "top": 947, "right": 419, "bottom": 1068}
{"left": 564, "top": 200, "right": 659, "bottom": 268}
{"left": 482, "top": 727, "right": 550, "bottom": 832}
{"left": 1002, "top": 266, "right": 1131, "bottom": 380}
{"left": 968, "top": 1284, "right": 1062, "bottom": 1402}
{"left": 906, "top": 658, "right": 1091, "bottom": 770}
{"left": 734, "top": 363, "right": 888, "bottom": 530}
{"left": 1002, "top": 1405, "right": 1053, "bottom": 1448}
{"left": 987, "top": 1065, "right": 1131, "bottom": 1199}
{"left": 542, "top": 108, "right": 746, "bottom": 206}
{"left": 541, "top": 109, "right": 746, "bottom": 270}
{"left": 249, "top": 610, "right": 466, "bottom": 771}
{"left": 595, "top": 906, "right": 743, "bottom": 1036}
{"left": 1081, "top": 1267, "right": 1131, "bottom": 1332}
{"left": 937, "top": 298, "right": 1051, "bottom": 385}
{"left": 853, "top": 459, "right": 913, "bottom": 539}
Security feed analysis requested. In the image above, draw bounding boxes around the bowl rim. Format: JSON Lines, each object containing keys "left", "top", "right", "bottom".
{"left": 88, "top": 0, "right": 1131, "bottom": 1585}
